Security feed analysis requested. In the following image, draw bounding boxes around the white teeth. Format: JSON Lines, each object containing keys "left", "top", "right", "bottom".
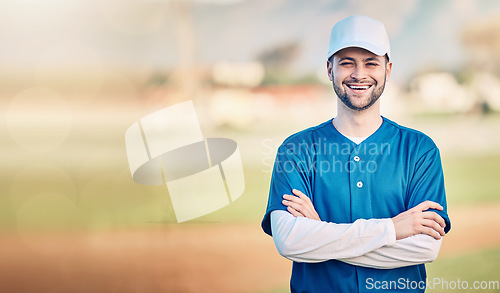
{"left": 348, "top": 85, "right": 370, "bottom": 90}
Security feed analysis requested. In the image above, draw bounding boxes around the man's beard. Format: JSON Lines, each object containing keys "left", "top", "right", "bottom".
{"left": 333, "top": 76, "right": 386, "bottom": 111}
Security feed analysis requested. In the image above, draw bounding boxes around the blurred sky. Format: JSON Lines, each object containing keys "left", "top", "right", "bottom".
{"left": 1, "top": 0, "right": 500, "bottom": 82}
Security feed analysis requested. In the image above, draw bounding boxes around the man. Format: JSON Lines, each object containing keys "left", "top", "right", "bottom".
{"left": 261, "top": 15, "right": 451, "bottom": 292}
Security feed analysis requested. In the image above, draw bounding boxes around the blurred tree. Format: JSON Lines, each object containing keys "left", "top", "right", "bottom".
{"left": 257, "top": 41, "right": 301, "bottom": 70}
{"left": 256, "top": 41, "right": 302, "bottom": 85}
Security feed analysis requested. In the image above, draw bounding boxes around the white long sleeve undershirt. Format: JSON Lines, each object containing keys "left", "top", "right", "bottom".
{"left": 270, "top": 210, "right": 442, "bottom": 269}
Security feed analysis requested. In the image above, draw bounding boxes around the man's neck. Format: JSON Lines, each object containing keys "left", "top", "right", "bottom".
{"left": 333, "top": 100, "right": 383, "bottom": 137}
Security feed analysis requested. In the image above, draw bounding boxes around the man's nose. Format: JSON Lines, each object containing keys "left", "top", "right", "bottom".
{"left": 350, "top": 66, "right": 367, "bottom": 80}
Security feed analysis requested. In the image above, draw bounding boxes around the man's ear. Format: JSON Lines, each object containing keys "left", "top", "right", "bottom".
{"left": 386, "top": 61, "right": 393, "bottom": 79}
{"left": 327, "top": 61, "right": 333, "bottom": 81}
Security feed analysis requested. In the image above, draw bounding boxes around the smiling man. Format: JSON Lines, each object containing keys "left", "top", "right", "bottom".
{"left": 262, "top": 15, "right": 451, "bottom": 292}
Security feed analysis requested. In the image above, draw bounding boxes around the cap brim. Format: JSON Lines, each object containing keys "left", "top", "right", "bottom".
{"left": 327, "top": 41, "right": 388, "bottom": 61}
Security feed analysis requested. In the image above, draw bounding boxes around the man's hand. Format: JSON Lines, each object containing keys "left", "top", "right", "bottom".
{"left": 282, "top": 189, "right": 321, "bottom": 221}
{"left": 391, "top": 201, "right": 446, "bottom": 240}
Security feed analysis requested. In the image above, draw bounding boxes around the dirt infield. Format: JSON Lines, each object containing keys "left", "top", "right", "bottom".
{"left": 0, "top": 224, "right": 290, "bottom": 293}
{"left": 439, "top": 202, "right": 500, "bottom": 257}
{"left": 0, "top": 203, "right": 499, "bottom": 293}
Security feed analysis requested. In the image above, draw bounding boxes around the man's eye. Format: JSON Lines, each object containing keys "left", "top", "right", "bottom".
{"left": 366, "top": 63, "right": 379, "bottom": 67}
{"left": 339, "top": 62, "right": 354, "bottom": 66}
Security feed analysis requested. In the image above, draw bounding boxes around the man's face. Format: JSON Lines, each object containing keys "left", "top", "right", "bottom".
{"left": 327, "top": 47, "right": 392, "bottom": 111}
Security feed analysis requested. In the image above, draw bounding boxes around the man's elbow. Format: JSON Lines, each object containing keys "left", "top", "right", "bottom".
{"left": 420, "top": 237, "right": 442, "bottom": 263}
{"left": 273, "top": 237, "right": 312, "bottom": 263}
{"left": 270, "top": 211, "right": 305, "bottom": 261}
{"left": 274, "top": 237, "right": 298, "bottom": 260}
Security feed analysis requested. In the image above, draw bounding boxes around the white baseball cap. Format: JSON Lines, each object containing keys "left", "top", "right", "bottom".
{"left": 327, "top": 15, "right": 391, "bottom": 61}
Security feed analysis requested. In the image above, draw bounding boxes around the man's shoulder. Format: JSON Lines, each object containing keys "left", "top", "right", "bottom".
{"left": 384, "top": 117, "right": 438, "bottom": 151}
{"left": 281, "top": 119, "right": 333, "bottom": 146}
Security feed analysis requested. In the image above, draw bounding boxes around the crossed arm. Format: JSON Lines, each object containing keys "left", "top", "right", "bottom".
{"left": 271, "top": 189, "right": 446, "bottom": 269}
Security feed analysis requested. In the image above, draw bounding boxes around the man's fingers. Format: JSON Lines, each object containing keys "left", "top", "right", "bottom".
{"left": 292, "top": 189, "right": 310, "bottom": 202}
{"left": 287, "top": 206, "right": 304, "bottom": 218}
{"left": 282, "top": 199, "right": 300, "bottom": 210}
{"left": 423, "top": 211, "right": 446, "bottom": 228}
{"left": 284, "top": 192, "right": 312, "bottom": 212}
{"left": 283, "top": 191, "right": 321, "bottom": 221}
{"left": 283, "top": 199, "right": 310, "bottom": 215}
{"left": 421, "top": 219, "right": 445, "bottom": 236}
{"left": 417, "top": 200, "right": 443, "bottom": 211}
{"left": 415, "top": 200, "right": 443, "bottom": 212}
{"left": 285, "top": 190, "right": 313, "bottom": 206}
{"left": 283, "top": 194, "right": 304, "bottom": 208}
{"left": 421, "top": 226, "right": 442, "bottom": 240}
{"left": 283, "top": 193, "right": 304, "bottom": 203}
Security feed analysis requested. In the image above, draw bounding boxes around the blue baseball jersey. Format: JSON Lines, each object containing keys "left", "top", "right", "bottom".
{"left": 262, "top": 117, "right": 451, "bottom": 293}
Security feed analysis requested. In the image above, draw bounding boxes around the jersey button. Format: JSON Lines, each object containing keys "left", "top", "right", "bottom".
{"left": 353, "top": 156, "right": 360, "bottom": 162}
{"left": 357, "top": 181, "right": 363, "bottom": 188}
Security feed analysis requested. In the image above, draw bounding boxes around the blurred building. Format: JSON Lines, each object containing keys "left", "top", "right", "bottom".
{"left": 207, "top": 84, "right": 332, "bottom": 129}
{"left": 410, "top": 72, "right": 500, "bottom": 114}
{"left": 410, "top": 72, "right": 475, "bottom": 113}
{"left": 211, "top": 61, "right": 265, "bottom": 88}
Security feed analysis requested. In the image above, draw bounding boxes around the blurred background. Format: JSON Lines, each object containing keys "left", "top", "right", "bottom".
{"left": 0, "top": 0, "right": 499, "bottom": 292}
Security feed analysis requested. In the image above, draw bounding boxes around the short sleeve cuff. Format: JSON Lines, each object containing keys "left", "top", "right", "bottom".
{"left": 261, "top": 205, "right": 288, "bottom": 236}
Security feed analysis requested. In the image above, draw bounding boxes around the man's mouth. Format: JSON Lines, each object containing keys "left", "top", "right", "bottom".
{"left": 346, "top": 84, "right": 372, "bottom": 91}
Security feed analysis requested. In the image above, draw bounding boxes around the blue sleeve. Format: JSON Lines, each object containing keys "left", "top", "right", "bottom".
{"left": 407, "top": 146, "right": 451, "bottom": 233}
{"left": 261, "top": 145, "right": 314, "bottom": 236}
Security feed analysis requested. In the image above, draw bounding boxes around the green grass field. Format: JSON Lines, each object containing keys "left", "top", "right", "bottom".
{"left": 443, "top": 155, "right": 500, "bottom": 205}
{"left": 426, "top": 248, "right": 500, "bottom": 292}
{"left": 0, "top": 153, "right": 499, "bottom": 229}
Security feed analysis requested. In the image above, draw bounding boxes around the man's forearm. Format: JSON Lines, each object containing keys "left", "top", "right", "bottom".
{"left": 270, "top": 210, "right": 396, "bottom": 263}
{"left": 339, "top": 234, "right": 442, "bottom": 269}
{"left": 271, "top": 210, "right": 442, "bottom": 268}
